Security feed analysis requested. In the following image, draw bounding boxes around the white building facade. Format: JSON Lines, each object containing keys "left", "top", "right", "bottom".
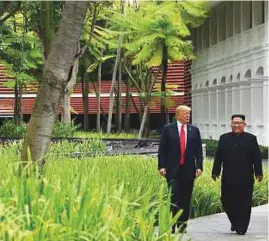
{"left": 191, "top": 1, "right": 268, "bottom": 146}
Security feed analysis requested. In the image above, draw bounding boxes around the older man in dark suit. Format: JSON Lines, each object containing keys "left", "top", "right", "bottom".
{"left": 158, "top": 105, "right": 203, "bottom": 233}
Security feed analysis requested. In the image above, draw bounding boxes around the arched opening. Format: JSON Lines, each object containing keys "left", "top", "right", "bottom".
{"left": 244, "top": 69, "right": 251, "bottom": 79}
{"left": 229, "top": 74, "right": 233, "bottom": 82}
{"left": 221, "top": 76, "right": 226, "bottom": 84}
{"left": 205, "top": 80, "right": 209, "bottom": 87}
{"left": 256, "top": 67, "right": 264, "bottom": 77}
{"left": 236, "top": 73, "right": 240, "bottom": 80}
{"left": 213, "top": 78, "right": 217, "bottom": 85}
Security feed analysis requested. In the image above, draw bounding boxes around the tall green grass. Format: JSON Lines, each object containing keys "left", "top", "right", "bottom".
{"left": 0, "top": 143, "right": 267, "bottom": 240}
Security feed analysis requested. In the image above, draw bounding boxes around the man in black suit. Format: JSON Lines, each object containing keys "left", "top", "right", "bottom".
{"left": 212, "top": 114, "right": 263, "bottom": 235}
{"left": 158, "top": 105, "right": 203, "bottom": 233}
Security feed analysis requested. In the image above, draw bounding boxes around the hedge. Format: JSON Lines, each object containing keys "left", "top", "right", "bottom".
{"left": 203, "top": 139, "right": 268, "bottom": 159}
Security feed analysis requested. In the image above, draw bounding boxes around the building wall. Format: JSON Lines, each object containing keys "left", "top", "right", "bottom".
{"left": 0, "top": 61, "right": 191, "bottom": 116}
{"left": 191, "top": 1, "right": 268, "bottom": 145}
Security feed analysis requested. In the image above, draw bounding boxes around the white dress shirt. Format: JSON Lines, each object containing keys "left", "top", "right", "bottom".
{"left": 177, "top": 121, "right": 187, "bottom": 147}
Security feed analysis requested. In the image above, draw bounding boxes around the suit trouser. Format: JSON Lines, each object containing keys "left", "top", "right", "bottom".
{"left": 167, "top": 167, "right": 194, "bottom": 229}
{"left": 221, "top": 183, "right": 253, "bottom": 233}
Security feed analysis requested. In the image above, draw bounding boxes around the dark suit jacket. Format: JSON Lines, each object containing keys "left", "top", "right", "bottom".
{"left": 158, "top": 122, "right": 203, "bottom": 180}
{"left": 212, "top": 132, "right": 263, "bottom": 185}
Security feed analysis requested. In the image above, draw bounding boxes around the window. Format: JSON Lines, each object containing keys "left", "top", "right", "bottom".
{"left": 244, "top": 69, "right": 251, "bottom": 79}
{"left": 242, "top": 1, "right": 252, "bottom": 31}
{"left": 210, "top": 12, "right": 217, "bottom": 45}
{"left": 197, "top": 27, "right": 203, "bottom": 51}
{"left": 203, "top": 19, "right": 209, "bottom": 48}
{"left": 234, "top": 1, "right": 241, "bottom": 34}
{"left": 218, "top": 6, "right": 226, "bottom": 41}
{"left": 256, "top": 67, "right": 264, "bottom": 76}
{"left": 226, "top": 2, "right": 233, "bottom": 38}
{"left": 253, "top": 1, "right": 265, "bottom": 26}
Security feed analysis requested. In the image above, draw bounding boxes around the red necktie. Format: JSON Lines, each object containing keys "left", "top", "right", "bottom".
{"left": 180, "top": 125, "right": 185, "bottom": 165}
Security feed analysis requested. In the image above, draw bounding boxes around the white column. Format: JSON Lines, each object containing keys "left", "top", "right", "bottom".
{"left": 226, "top": 85, "right": 233, "bottom": 132}
{"left": 218, "top": 85, "right": 226, "bottom": 136}
{"left": 250, "top": 79, "right": 263, "bottom": 143}
{"left": 262, "top": 78, "right": 268, "bottom": 145}
{"left": 192, "top": 90, "right": 198, "bottom": 126}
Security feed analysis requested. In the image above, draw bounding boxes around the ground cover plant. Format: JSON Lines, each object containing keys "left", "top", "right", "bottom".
{"left": 0, "top": 143, "right": 267, "bottom": 240}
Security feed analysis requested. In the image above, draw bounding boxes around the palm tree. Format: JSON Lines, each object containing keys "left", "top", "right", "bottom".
{"left": 121, "top": 1, "right": 207, "bottom": 126}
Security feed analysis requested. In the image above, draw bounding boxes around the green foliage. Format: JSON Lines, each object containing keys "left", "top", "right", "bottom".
{"left": 52, "top": 121, "right": 80, "bottom": 138}
{"left": 48, "top": 139, "right": 106, "bottom": 157}
{"left": 0, "top": 148, "right": 267, "bottom": 240}
{"left": 0, "top": 119, "right": 26, "bottom": 138}
{"left": 259, "top": 145, "right": 268, "bottom": 160}
{"left": 109, "top": 1, "right": 207, "bottom": 67}
{"left": 202, "top": 139, "right": 218, "bottom": 157}
{"left": 203, "top": 139, "right": 268, "bottom": 159}
{"left": 0, "top": 13, "right": 43, "bottom": 84}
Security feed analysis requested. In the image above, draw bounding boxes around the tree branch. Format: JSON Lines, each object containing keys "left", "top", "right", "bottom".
{"left": 0, "top": 2, "right": 21, "bottom": 25}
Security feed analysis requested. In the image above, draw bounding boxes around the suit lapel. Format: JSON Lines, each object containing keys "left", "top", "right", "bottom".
{"left": 186, "top": 124, "right": 192, "bottom": 151}
{"left": 172, "top": 122, "right": 180, "bottom": 149}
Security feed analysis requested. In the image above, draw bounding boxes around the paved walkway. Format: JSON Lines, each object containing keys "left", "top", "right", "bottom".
{"left": 176, "top": 204, "right": 268, "bottom": 241}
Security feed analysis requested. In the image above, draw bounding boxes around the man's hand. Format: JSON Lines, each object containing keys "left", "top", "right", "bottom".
{"left": 256, "top": 175, "right": 263, "bottom": 182}
{"left": 196, "top": 169, "right": 202, "bottom": 177}
{"left": 159, "top": 168, "right": 166, "bottom": 177}
{"left": 212, "top": 175, "right": 219, "bottom": 181}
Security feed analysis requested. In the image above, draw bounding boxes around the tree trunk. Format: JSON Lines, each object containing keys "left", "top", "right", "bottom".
{"left": 161, "top": 45, "right": 168, "bottom": 126}
{"left": 124, "top": 68, "right": 131, "bottom": 132}
{"left": 144, "top": 110, "right": 150, "bottom": 138}
{"left": 19, "top": 83, "right": 23, "bottom": 122}
{"left": 96, "top": 55, "right": 102, "bottom": 132}
{"left": 62, "top": 93, "right": 71, "bottom": 124}
{"left": 82, "top": 71, "right": 89, "bottom": 131}
{"left": 107, "top": 35, "right": 122, "bottom": 133}
{"left": 61, "top": 56, "right": 79, "bottom": 124}
{"left": 14, "top": 80, "right": 22, "bottom": 125}
{"left": 117, "top": 58, "right": 122, "bottom": 132}
{"left": 81, "top": 4, "right": 98, "bottom": 131}
{"left": 40, "top": 1, "right": 54, "bottom": 59}
{"left": 21, "top": 1, "right": 88, "bottom": 169}
{"left": 138, "top": 69, "right": 159, "bottom": 139}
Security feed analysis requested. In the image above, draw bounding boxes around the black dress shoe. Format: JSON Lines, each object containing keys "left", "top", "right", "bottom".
{"left": 236, "top": 231, "right": 246, "bottom": 235}
{"left": 231, "top": 225, "right": 236, "bottom": 232}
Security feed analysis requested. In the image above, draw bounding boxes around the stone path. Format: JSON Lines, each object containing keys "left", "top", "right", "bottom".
{"left": 177, "top": 204, "right": 268, "bottom": 241}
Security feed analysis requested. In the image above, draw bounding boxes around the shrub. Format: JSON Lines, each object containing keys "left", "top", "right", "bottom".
{"left": 202, "top": 139, "right": 218, "bottom": 157}
{"left": 202, "top": 139, "right": 268, "bottom": 159}
{"left": 0, "top": 119, "right": 26, "bottom": 138}
{"left": 259, "top": 145, "right": 268, "bottom": 159}
{"left": 48, "top": 138, "right": 106, "bottom": 157}
{"left": 52, "top": 121, "right": 80, "bottom": 138}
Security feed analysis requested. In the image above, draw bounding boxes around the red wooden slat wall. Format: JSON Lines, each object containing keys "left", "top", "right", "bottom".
{"left": 0, "top": 62, "right": 191, "bottom": 115}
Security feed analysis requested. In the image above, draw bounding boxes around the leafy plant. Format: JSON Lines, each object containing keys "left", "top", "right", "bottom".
{"left": 0, "top": 119, "right": 26, "bottom": 138}
{"left": 0, "top": 146, "right": 267, "bottom": 240}
{"left": 203, "top": 139, "right": 268, "bottom": 159}
{"left": 48, "top": 139, "right": 106, "bottom": 157}
{"left": 52, "top": 121, "right": 80, "bottom": 138}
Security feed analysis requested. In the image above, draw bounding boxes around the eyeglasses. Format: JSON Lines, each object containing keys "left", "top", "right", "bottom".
{"left": 231, "top": 122, "right": 245, "bottom": 125}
